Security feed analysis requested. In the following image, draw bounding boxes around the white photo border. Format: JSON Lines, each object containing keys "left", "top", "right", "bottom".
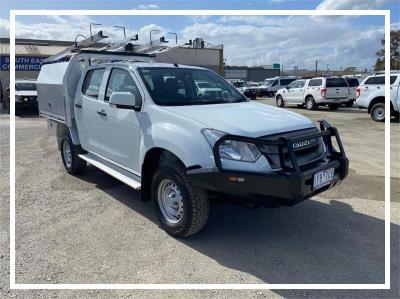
{"left": 9, "top": 9, "right": 391, "bottom": 290}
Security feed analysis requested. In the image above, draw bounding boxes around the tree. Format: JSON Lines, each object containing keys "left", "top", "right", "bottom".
{"left": 374, "top": 30, "right": 400, "bottom": 71}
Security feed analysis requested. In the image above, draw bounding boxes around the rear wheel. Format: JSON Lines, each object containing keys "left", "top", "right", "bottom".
{"left": 276, "top": 95, "right": 284, "bottom": 107}
{"left": 370, "top": 103, "right": 385, "bottom": 122}
{"left": 60, "top": 134, "right": 86, "bottom": 174}
{"left": 151, "top": 163, "right": 209, "bottom": 237}
{"left": 328, "top": 103, "right": 340, "bottom": 110}
{"left": 305, "top": 97, "right": 316, "bottom": 110}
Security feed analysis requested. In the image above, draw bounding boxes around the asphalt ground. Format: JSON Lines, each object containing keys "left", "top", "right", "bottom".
{"left": 0, "top": 99, "right": 399, "bottom": 298}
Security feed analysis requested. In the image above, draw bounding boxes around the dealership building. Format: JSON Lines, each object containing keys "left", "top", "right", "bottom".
{"left": 0, "top": 37, "right": 224, "bottom": 111}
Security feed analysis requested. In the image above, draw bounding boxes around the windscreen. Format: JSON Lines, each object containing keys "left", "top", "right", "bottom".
{"left": 326, "top": 78, "right": 348, "bottom": 88}
{"left": 15, "top": 82, "right": 36, "bottom": 91}
{"left": 280, "top": 78, "right": 296, "bottom": 86}
{"left": 139, "top": 67, "right": 247, "bottom": 106}
{"left": 263, "top": 79, "right": 274, "bottom": 86}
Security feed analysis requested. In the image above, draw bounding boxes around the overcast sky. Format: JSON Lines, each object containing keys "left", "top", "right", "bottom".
{"left": 1, "top": 0, "right": 399, "bottom": 71}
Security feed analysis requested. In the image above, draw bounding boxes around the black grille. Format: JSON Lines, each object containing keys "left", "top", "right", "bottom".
{"left": 259, "top": 128, "right": 326, "bottom": 169}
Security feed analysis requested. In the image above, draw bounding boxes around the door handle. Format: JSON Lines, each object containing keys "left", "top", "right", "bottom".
{"left": 377, "top": 86, "right": 381, "bottom": 89}
{"left": 75, "top": 103, "right": 82, "bottom": 108}
{"left": 97, "top": 110, "right": 107, "bottom": 116}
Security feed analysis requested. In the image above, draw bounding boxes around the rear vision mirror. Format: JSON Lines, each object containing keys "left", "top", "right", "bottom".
{"left": 109, "top": 92, "right": 141, "bottom": 111}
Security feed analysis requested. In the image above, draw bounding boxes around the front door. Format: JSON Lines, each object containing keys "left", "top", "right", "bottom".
{"left": 75, "top": 68, "right": 106, "bottom": 153}
{"left": 291, "top": 80, "right": 306, "bottom": 103}
{"left": 97, "top": 67, "right": 143, "bottom": 173}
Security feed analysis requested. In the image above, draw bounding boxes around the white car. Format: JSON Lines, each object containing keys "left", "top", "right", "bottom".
{"left": 15, "top": 79, "right": 38, "bottom": 110}
{"left": 37, "top": 50, "right": 348, "bottom": 237}
{"left": 275, "top": 77, "right": 350, "bottom": 110}
{"left": 356, "top": 73, "right": 400, "bottom": 122}
{"left": 262, "top": 76, "right": 297, "bottom": 97}
{"left": 195, "top": 80, "right": 222, "bottom": 97}
{"left": 342, "top": 77, "right": 360, "bottom": 107}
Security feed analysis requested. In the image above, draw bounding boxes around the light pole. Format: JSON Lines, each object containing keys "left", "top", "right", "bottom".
{"left": 168, "top": 32, "right": 178, "bottom": 44}
{"left": 150, "top": 29, "right": 161, "bottom": 45}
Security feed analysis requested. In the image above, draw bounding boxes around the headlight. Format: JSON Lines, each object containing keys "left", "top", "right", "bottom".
{"left": 202, "top": 129, "right": 262, "bottom": 162}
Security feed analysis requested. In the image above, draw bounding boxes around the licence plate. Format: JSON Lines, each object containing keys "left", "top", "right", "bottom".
{"left": 313, "top": 168, "right": 334, "bottom": 190}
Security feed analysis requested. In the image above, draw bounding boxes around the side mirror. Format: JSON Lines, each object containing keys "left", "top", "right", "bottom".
{"left": 286, "top": 86, "right": 290, "bottom": 90}
{"left": 109, "top": 91, "right": 141, "bottom": 111}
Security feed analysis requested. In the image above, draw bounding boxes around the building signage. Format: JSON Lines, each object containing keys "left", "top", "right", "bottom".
{"left": 1, "top": 56, "right": 46, "bottom": 71}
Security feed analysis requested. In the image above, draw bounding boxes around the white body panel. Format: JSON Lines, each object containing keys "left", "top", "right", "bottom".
{"left": 356, "top": 74, "right": 400, "bottom": 112}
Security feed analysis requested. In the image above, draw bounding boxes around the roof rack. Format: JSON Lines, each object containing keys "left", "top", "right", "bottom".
{"left": 43, "top": 31, "right": 108, "bottom": 63}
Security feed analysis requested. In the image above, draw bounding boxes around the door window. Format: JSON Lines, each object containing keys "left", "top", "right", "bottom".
{"left": 105, "top": 68, "right": 142, "bottom": 102}
{"left": 365, "top": 76, "right": 384, "bottom": 85}
{"left": 298, "top": 80, "right": 305, "bottom": 88}
{"left": 287, "top": 81, "right": 298, "bottom": 89}
{"left": 82, "top": 69, "right": 105, "bottom": 99}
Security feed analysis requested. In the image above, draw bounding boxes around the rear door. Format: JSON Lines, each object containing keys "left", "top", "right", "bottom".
{"left": 97, "top": 67, "right": 143, "bottom": 172}
{"left": 75, "top": 68, "right": 106, "bottom": 153}
{"left": 325, "top": 77, "right": 349, "bottom": 99}
{"left": 344, "top": 77, "right": 359, "bottom": 100}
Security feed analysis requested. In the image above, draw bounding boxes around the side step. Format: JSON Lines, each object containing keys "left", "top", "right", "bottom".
{"left": 78, "top": 153, "right": 141, "bottom": 190}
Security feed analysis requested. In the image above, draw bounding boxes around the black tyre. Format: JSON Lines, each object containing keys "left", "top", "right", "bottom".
{"left": 276, "top": 95, "right": 284, "bottom": 107}
{"left": 305, "top": 96, "right": 316, "bottom": 110}
{"left": 370, "top": 102, "right": 385, "bottom": 122}
{"left": 251, "top": 94, "right": 257, "bottom": 100}
{"left": 151, "top": 163, "right": 209, "bottom": 238}
{"left": 267, "top": 91, "right": 274, "bottom": 97}
{"left": 60, "top": 134, "right": 86, "bottom": 174}
{"left": 328, "top": 103, "right": 340, "bottom": 110}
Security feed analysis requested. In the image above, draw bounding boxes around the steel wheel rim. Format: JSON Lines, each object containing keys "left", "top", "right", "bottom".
{"left": 157, "top": 179, "right": 184, "bottom": 224}
{"left": 374, "top": 106, "right": 385, "bottom": 120}
{"left": 63, "top": 140, "right": 72, "bottom": 168}
{"left": 277, "top": 97, "right": 283, "bottom": 106}
{"left": 307, "top": 100, "right": 313, "bottom": 109}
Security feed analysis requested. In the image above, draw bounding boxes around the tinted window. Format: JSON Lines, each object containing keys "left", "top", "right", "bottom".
{"left": 391, "top": 76, "right": 397, "bottom": 84}
{"left": 82, "top": 69, "right": 105, "bottom": 99}
{"left": 280, "top": 78, "right": 296, "bottom": 86}
{"left": 344, "top": 78, "right": 359, "bottom": 87}
{"left": 365, "top": 76, "right": 385, "bottom": 85}
{"left": 326, "top": 78, "right": 348, "bottom": 88}
{"left": 308, "top": 79, "right": 323, "bottom": 87}
{"left": 298, "top": 80, "right": 305, "bottom": 88}
{"left": 105, "top": 68, "right": 141, "bottom": 102}
{"left": 15, "top": 83, "right": 36, "bottom": 91}
{"left": 287, "top": 81, "right": 298, "bottom": 88}
{"left": 138, "top": 67, "right": 246, "bottom": 106}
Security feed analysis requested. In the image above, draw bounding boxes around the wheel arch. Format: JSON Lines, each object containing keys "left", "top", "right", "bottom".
{"left": 141, "top": 147, "right": 187, "bottom": 201}
{"left": 367, "top": 96, "right": 393, "bottom": 113}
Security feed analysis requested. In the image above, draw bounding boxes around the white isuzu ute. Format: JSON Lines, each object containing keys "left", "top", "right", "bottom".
{"left": 37, "top": 37, "right": 348, "bottom": 237}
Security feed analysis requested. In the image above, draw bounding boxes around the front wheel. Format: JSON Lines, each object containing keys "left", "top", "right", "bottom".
{"left": 276, "top": 95, "right": 284, "bottom": 107}
{"left": 151, "top": 164, "right": 209, "bottom": 238}
{"left": 370, "top": 103, "right": 385, "bottom": 122}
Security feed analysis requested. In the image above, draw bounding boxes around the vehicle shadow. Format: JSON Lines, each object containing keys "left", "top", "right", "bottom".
{"left": 15, "top": 108, "right": 40, "bottom": 118}
{"left": 75, "top": 166, "right": 398, "bottom": 287}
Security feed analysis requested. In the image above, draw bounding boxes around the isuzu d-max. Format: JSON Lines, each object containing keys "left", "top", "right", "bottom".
{"left": 37, "top": 47, "right": 348, "bottom": 238}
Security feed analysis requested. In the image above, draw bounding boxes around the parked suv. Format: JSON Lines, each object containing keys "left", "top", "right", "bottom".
{"left": 262, "top": 76, "right": 297, "bottom": 97}
{"left": 38, "top": 50, "right": 348, "bottom": 238}
{"left": 356, "top": 73, "right": 400, "bottom": 122}
{"left": 275, "top": 77, "right": 350, "bottom": 110}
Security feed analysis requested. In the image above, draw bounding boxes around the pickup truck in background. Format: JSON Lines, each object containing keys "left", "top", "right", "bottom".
{"left": 15, "top": 79, "right": 38, "bottom": 112}
{"left": 37, "top": 37, "right": 349, "bottom": 237}
{"left": 275, "top": 77, "right": 350, "bottom": 110}
{"left": 356, "top": 73, "right": 400, "bottom": 122}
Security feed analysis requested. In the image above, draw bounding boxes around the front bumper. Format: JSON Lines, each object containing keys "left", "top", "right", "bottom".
{"left": 188, "top": 120, "right": 349, "bottom": 207}
{"left": 16, "top": 96, "right": 38, "bottom": 109}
